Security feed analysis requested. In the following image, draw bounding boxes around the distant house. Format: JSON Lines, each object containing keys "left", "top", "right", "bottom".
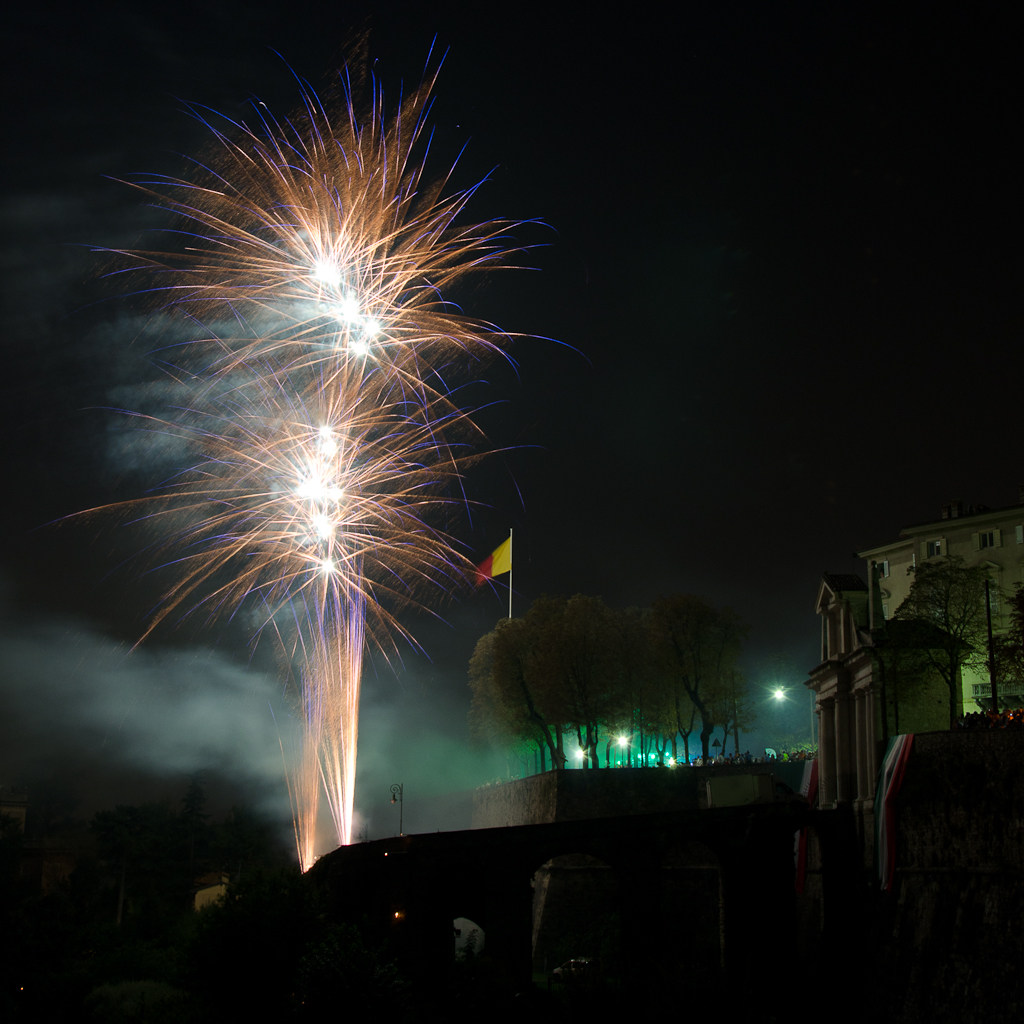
{"left": 193, "top": 871, "right": 230, "bottom": 911}
{"left": 2, "top": 789, "right": 77, "bottom": 894}
{"left": 856, "top": 491, "right": 1024, "bottom": 712}
{"left": 0, "top": 789, "right": 28, "bottom": 832}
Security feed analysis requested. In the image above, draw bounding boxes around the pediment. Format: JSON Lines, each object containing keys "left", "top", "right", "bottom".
{"left": 815, "top": 572, "right": 867, "bottom": 615}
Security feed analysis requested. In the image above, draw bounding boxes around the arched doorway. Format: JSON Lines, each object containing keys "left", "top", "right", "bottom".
{"left": 453, "top": 916, "right": 485, "bottom": 958}
{"left": 530, "top": 853, "right": 620, "bottom": 982}
{"left": 658, "top": 841, "right": 724, "bottom": 983}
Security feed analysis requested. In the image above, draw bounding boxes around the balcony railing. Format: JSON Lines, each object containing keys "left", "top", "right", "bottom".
{"left": 971, "top": 682, "right": 1024, "bottom": 698}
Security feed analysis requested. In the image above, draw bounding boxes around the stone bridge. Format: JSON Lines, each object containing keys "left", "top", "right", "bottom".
{"left": 309, "top": 802, "right": 859, "bottom": 992}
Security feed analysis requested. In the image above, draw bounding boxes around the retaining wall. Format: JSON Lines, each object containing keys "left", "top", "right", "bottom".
{"left": 472, "top": 762, "right": 810, "bottom": 828}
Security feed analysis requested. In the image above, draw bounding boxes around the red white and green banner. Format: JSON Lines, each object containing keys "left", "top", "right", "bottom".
{"left": 794, "top": 759, "right": 819, "bottom": 893}
{"left": 876, "top": 733, "right": 914, "bottom": 892}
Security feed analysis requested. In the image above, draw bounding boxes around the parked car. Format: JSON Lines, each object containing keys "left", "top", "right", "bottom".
{"left": 550, "top": 958, "right": 595, "bottom": 982}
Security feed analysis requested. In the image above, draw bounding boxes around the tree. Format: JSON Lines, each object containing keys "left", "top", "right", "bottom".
{"left": 180, "top": 774, "right": 209, "bottom": 873}
{"left": 993, "top": 582, "right": 1024, "bottom": 695}
{"left": 895, "top": 555, "right": 990, "bottom": 729}
{"left": 651, "top": 595, "right": 748, "bottom": 760}
{"left": 468, "top": 609, "right": 565, "bottom": 771}
{"left": 608, "top": 606, "right": 678, "bottom": 765}
{"left": 713, "top": 667, "right": 756, "bottom": 756}
{"left": 91, "top": 802, "right": 182, "bottom": 926}
{"left": 471, "top": 593, "right": 752, "bottom": 770}
{"left": 872, "top": 618, "right": 937, "bottom": 734}
{"left": 550, "top": 595, "right": 620, "bottom": 767}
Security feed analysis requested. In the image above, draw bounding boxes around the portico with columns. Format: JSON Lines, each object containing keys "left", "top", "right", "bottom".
{"left": 808, "top": 572, "right": 882, "bottom": 860}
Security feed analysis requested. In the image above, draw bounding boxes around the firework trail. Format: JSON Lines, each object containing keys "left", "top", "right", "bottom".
{"left": 99, "top": 58, "right": 525, "bottom": 868}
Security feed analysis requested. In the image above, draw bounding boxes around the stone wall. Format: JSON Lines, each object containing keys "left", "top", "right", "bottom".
{"left": 880, "top": 670, "right": 951, "bottom": 735}
{"left": 472, "top": 763, "right": 810, "bottom": 829}
{"left": 863, "top": 731, "right": 1024, "bottom": 1021}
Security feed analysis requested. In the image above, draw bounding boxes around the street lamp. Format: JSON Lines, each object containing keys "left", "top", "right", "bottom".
{"left": 389, "top": 783, "right": 403, "bottom": 836}
{"left": 773, "top": 688, "right": 785, "bottom": 701}
{"left": 809, "top": 689, "right": 817, "bottom": 750}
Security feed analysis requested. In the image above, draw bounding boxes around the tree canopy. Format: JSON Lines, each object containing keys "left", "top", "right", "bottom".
{"left": 893, "top": 555, "right": 991, "bottom": 728}
{"left": 469, "top": 593, "right": 751, "bottom": 768}
{"left": 993, "top": 583, "right": 1024, "bottom": 698}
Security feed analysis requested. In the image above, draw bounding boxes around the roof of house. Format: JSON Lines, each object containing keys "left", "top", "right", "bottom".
{"left": 821, "top": 572, "right": 867, "bottom": 593}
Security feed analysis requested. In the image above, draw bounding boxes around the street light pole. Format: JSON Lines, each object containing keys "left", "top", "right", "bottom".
{"left": 985, "top": 579, "right": 998, "bottom": 714}
{"left": 810, "top": 689, "right": 816, "bottom": 750}
{"left": 389, "top": 783, "right": 404, "bottom": 836}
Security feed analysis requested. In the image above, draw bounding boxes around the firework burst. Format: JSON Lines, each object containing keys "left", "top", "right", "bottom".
{"left": 97, "top": 59, "right": 527, "bottom": 868}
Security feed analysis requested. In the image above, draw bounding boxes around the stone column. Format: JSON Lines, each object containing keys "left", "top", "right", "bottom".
{"left": 865, "top": 686, "right": 878, "bottom": 796}
{"left": 854, "top": 690, "right": 868, "bottom": 803}
{"left": 616, "top": 854, "right": 664, "bottom": 985}
{"left": 861, "top": 684, "right": 879, "bottom": 871}
{"left": 834, "top": 692, "right": 851, "bottom": 804}
{"left": 819, "top": 696, "right": 836, "bottom": 807}
{"left": 484, "top": 865, "right": 535, "bottom": 989}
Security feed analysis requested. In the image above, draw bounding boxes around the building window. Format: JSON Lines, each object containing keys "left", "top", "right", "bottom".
{"left": 926, "top": 539, "right": 942, "bottom": 557}
{"left": 974, "top": 529, "right": 1001, "bottom": 550}
{"left": 881, "top": 603, "right": 889, "bottom": 620}
{"left": 1017, "top": 524, "right": 1023, "bottom": 545}
{"left": 881, "top": 559, "right": 890, "bottom": 577}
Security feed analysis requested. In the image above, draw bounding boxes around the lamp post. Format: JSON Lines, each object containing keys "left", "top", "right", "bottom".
{"left": 985, "top": 579, "right": 999, "bottom": 714}
{"left": 810, "top": 688, "right": 817, "bottom": 751}
{"left": 771, "top": 688, "right": 785, "bottom": 755}
{"left": 389, "top": 783, "right": 403, "bottom": 836}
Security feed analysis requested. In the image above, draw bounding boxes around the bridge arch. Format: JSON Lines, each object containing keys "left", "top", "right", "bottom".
{"left": 530, "top": 851, "right": 620, "bottom": 977}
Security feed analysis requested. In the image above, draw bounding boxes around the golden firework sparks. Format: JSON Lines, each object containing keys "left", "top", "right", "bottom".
{"left": 94, "top": 60, "right": 528, "bottom": 868}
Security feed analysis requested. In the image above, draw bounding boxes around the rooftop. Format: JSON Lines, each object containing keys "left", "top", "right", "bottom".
{"left": 857, "top": 490, "right": 1024, "bottom": 557}
{"left": 822, "top": 572, "right": 867, "bottom": 594}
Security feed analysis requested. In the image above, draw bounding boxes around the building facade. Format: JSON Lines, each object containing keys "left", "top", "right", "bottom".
{"left": 856, "top": 493, "right": 1024, "bottom": 712}
{"left": 806, "top": 489, "right": 1024, "bottom": 859}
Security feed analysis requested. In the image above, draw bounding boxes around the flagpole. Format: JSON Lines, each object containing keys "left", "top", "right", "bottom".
{"left": 508, "top": 528, "right": 513, "bottom": 619}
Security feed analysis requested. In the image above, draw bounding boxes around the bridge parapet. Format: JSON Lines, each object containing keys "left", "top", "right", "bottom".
{"left": 472, "top": 764, "right": 809, "bottom": 829}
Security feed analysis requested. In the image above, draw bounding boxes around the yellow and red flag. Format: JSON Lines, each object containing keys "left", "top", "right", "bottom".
{"left": 474, "top": 536, "right": 512, "bottom": 586}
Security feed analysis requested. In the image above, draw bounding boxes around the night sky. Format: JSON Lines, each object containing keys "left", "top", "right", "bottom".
{"left": 2, "top": 3, "right": 1019, "bottom": 846}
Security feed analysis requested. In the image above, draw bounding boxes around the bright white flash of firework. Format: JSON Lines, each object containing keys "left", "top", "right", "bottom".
{"left": 94, "top": 59, "right": 529, "bottom": 869}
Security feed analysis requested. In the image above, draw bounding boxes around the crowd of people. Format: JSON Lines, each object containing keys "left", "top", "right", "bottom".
{"left": 956, "top": 708, "right": 1024, "bottom": 730}
{"left": 685, "top": 748, "right": 817, "bottom": 766}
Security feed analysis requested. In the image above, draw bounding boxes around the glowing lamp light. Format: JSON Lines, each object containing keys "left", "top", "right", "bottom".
{"left": 774, "top": 688, "right": 785, "bottom": 700}
{"left": 574, "top": 750, "right": 585, "bottom": 760}
{"left": 618, "top": 737, "right": 628, "bottom": 747}
{"left": 314, "top": 261, "right": 342, "bottom": 288}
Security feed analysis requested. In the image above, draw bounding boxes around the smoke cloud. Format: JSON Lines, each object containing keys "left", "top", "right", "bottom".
{"left": 0, "top": 591, "right": 510, "bottom": 843}
{"left": 0, "top": 606, "right": 297, "bottom": 820}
